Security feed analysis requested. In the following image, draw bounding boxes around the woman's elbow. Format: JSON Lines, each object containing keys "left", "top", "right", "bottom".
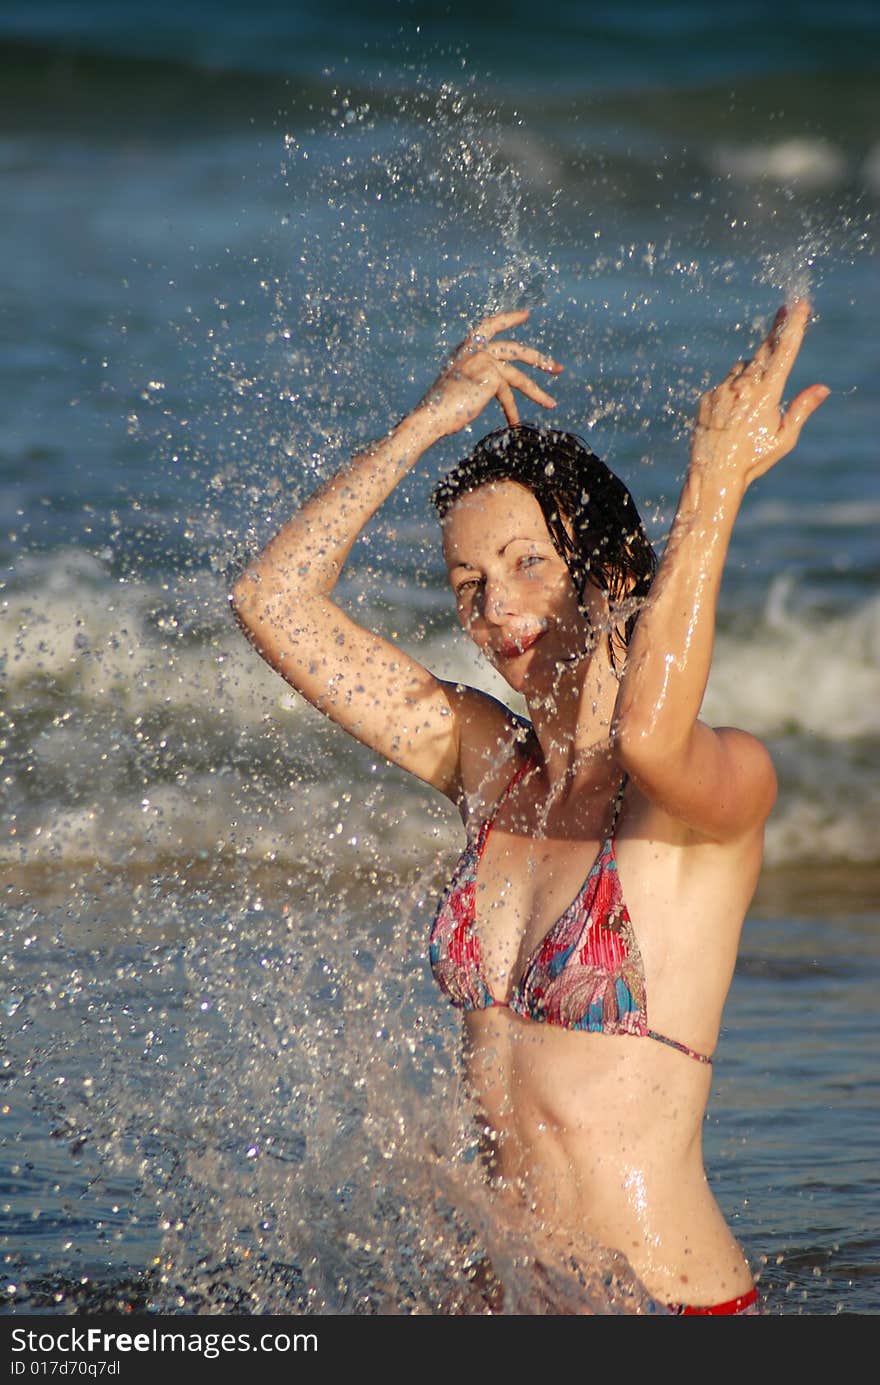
{"left": 229, "top": 568, "right": 260, "bottom": 629}
{"left": 229, "top": 565, "right": 287, "bottom": 644}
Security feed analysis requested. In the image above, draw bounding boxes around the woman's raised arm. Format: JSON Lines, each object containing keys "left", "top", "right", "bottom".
{"left": 230, "top": 310, "right": 563, "bottom": 800}
{"left": 612, "top": 299, "right": 830, "bottom": 840}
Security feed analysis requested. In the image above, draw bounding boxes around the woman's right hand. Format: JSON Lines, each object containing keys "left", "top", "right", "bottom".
{"left": 232, "top": 310, "right": 549, "bottom": 804}
{"left": 689, "top": 299, "right": 829, "bottom": 492}
{"left": 414, "top": 308, "right": 564, "bottom": 439}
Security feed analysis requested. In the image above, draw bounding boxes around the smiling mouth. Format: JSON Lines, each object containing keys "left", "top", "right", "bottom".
{"left": 494, "top": 630, "right": 545, "bottom": 660}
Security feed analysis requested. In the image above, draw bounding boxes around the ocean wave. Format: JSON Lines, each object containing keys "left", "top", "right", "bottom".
{"left": 6, "top": 551, "right": 879, "bottom": 740}
{"left": 3, "top": 751, "right": 877, "bottom": 877}
{"left": 2, "top": 550, "right": 878, "bottom": 872}
{"left": 702, "top": 579, "right": 880, "bottom": 741}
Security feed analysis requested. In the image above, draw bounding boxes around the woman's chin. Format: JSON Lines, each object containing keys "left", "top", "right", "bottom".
{"left": 490, "top": 657, "right": 563, "bottom": 701}
{"left": 490, "top": 662, "right": 528, "bottom": 695}
{"left": 483, "top": 639, "right": 592, "bottom": 698}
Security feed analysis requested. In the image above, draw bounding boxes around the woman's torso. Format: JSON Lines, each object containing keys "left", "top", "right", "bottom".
{"left": 430, "top": 746, "right": 763, "bottom": 1306}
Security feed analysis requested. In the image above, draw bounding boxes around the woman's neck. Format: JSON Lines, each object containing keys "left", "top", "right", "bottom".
{"left": 524, "top": 643, "right": 620, "bottom": 792}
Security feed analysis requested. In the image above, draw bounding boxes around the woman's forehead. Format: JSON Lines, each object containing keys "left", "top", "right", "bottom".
{"left": 441, "top": 482, "right": 552, "bottom": 563}
{"left": 441, "top": 479, "right": 546, "bottom": 529}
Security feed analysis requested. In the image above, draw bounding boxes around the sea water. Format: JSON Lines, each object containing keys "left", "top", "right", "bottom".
{"left": 2, "top": 1, "right": 878, "bottom": 1315}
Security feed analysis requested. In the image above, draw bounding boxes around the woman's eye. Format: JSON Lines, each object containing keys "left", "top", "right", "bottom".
{"left": 520, "top": 554, "right": 544, "bottom": 571}
{"left": 456, "top": 577, "right": 481, "bottom": 595}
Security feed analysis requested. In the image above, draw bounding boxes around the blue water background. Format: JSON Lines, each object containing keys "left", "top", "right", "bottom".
{"left": 1, "top": 0, "right": 878, "bottom": 1315}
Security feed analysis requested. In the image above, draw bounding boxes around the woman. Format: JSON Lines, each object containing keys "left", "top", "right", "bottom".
{"left": 231, "top": 303, "right": 828, "bottom": 1313}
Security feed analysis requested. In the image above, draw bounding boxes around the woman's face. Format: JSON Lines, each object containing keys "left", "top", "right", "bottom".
{"left": 441, "top": 480, "right": 605, "bottom": 693}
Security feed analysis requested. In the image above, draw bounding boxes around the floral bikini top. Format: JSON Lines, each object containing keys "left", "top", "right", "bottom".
{"left": 429, "top": 755, "right": 713, "bottom": 1065}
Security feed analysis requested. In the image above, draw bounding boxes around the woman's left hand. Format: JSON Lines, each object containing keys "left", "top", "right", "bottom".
{"left": 690, "top": 299, "right": 830, "bottom": 489}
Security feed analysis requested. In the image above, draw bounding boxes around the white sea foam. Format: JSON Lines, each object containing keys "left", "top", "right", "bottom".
{"left": 703, "top": 580, "right": 880, "bottom": 740}
{"left": 3, "top": 548, "right": 304, "bottom": 727}
{"left": 2, "top": 766, "right": 461, "bottom": 877}
{"left": 710, "top": 137, "right": 848, "bottom": 188}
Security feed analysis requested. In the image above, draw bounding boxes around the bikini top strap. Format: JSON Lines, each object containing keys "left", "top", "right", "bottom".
{"left": 490, "top": 752, "right": 536, "bottom": 821}
{"left": 476, "top": 752, "right": 536, "bottom": 846}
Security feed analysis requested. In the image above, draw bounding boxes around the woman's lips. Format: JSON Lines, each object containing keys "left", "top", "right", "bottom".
{"left": 494, "top": 630, "right": 545, "bottom": 660}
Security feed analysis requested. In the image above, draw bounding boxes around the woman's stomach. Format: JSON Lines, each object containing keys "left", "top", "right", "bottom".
{"left": 462, "top": 1007, "right": 752, "bottom": 1305}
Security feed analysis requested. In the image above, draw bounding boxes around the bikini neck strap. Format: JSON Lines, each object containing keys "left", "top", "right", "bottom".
{"left": 475, "top": 752, "right": 533, "bottom": 838}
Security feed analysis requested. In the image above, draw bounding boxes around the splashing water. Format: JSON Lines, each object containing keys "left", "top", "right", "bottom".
{"left": 4, "top": 29, "right": 878, "bottom": 1316}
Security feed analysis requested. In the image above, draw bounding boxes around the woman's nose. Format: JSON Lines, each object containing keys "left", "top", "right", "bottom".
{"left": 481, "top": 576, "right": 516, "bottom": 623}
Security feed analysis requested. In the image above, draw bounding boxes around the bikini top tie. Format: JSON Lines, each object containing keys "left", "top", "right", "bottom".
{"left": 429, "top": 755, "right": 713, "bottom": 1065}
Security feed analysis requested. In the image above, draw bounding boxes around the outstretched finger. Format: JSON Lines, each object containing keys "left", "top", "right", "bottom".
{"left": 493, "top": 340, "right": 564, "bottom": 374}
{"left": 500, "top": 363, "right": 558, "bottom": 408}
{"left": 741, "top": 302, "right": 799, "bottom": 381}
{"left": 470, "top": 308, "right": 531, "bottom": 342}
{"left": 763, "top": 299, "right": 814, "bottom": 387}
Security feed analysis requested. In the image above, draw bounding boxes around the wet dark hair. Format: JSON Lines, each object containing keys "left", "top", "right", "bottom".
{"left": 431, "top": 422, "right": 657, "bottom": 670}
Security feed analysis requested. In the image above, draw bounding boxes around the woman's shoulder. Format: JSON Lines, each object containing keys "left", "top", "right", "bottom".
{"left": 441, "top": 684, "right": 536, "bottom": 825}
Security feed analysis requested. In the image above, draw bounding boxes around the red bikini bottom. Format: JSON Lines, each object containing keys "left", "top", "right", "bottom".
{"left": 669, "top": 1287, "right": 759, "bottom": 1315}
